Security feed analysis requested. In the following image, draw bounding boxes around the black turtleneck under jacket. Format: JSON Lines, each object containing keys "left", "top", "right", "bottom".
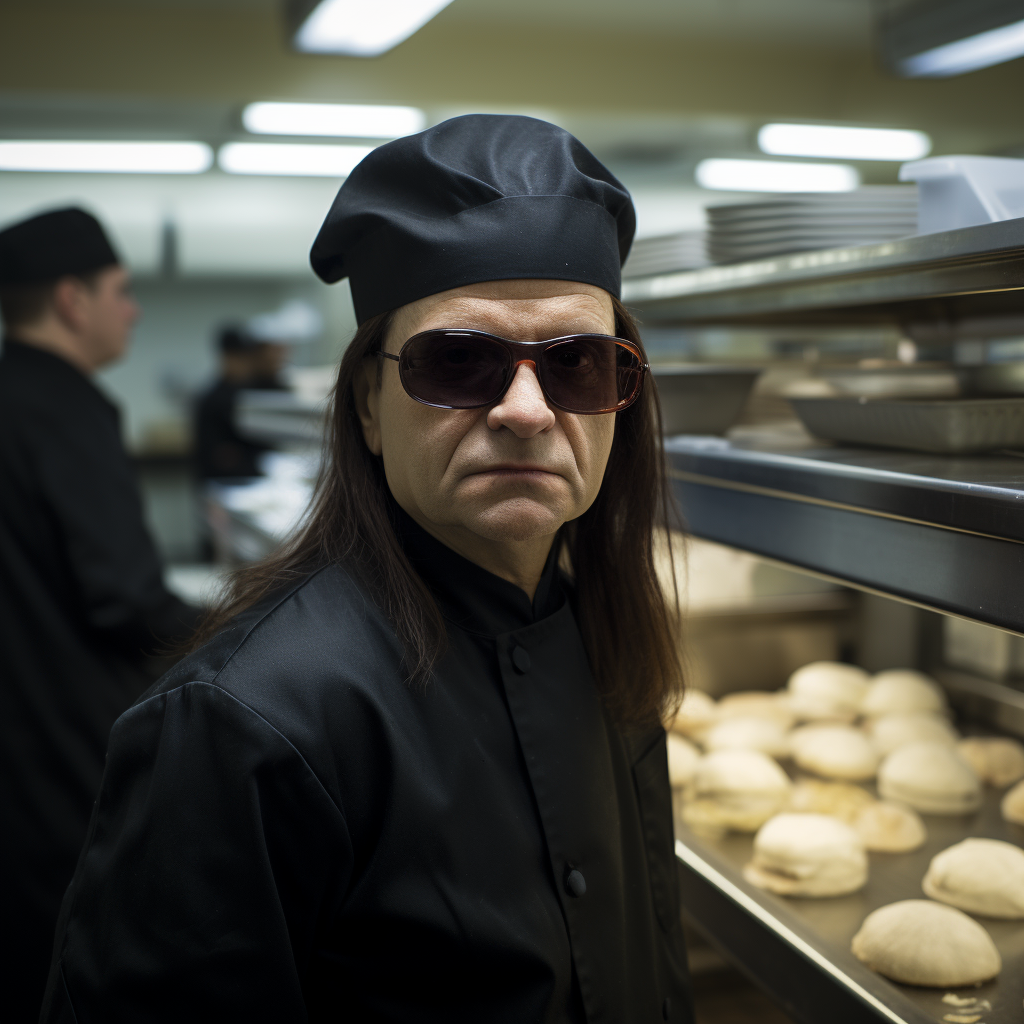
{"left": 41, "top": 511, "right": 692, "bottom": 1024}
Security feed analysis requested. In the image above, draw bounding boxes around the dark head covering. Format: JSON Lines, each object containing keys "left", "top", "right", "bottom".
{"left": 310, "top": 114, "right": 635, "bottom": 325}
{"left": 0, "top": 207, "right": 120, "bottom": 287}
{"left": 218, "top": 326, "right": 260, "bottom": 354}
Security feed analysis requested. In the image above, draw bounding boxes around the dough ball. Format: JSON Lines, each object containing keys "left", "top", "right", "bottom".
{"left": 1001, "top": 778, "right": 1024, "bottom": 825}
{"left": 667, "top": 734, "right": 700, "bottom": 788}
{"left": 853, "top": 801, "right": 926, "bottom": 852}
{"left": 923, "top": 838, "right": 1024, "bottom": 918}
{"left": 956, "top": 737, "right": 1024, "bottom": 788}
{"left": 877, "top": 742, "right": 981, "bottom": 815}
{"left": 862, "top": 670, "right": 947, "bottom": 717}
{"left": 868, "top": 712, "right": 959, "bottom": 756}
{"left": 788, "top": 778, "right": 875, "bottom": 824}
{"left": 851, "top": 900, "right": 1001, "bottom": 987}
{"left": 670, "top": 690, "right": 717, "bottom": 737}
{"left": 684, "top": 749, "right": 792, "bottom": 832}
{"left": 787, "top": 662, "right": 870, "bottom": 722}
{"left": 703, "top": 716, "right": 790, "bottom": 759}
{"left": 717, "top": 691, "right": 795, "bottom": 730}
{"left": 744, "top": 813, "right": 867, "bottom": 897}
{"left": 790, "top": 724, "right": 879, "bottom": 781}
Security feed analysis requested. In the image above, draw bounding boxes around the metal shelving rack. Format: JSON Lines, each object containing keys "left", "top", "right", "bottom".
{"left": 631, "top": 218, "right": 1024, "bottom": 1024}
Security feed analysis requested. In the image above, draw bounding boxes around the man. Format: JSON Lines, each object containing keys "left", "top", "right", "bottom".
{"left": 42, "top": 118, "right": 692, "bottom": 1023}
{"left": 193, "top": 326, "right": 278, "bottom": 482}
{"left": 0, "top": 207, "right": 202, "bottom": 1022}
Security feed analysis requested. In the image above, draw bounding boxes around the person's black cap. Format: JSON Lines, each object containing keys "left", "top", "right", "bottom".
{"left": 0, "top": 207, "right": 121, "bottom": 287}
{"left": 310, "top": 114, "right": 636, "bottom": 325}
{"left": 218, "top": 326, "right": 260, "bottom": 354}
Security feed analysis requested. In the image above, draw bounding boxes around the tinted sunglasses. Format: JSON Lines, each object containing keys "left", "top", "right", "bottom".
{"left": 378, "top": 329, "right": 648, "bottom": 415}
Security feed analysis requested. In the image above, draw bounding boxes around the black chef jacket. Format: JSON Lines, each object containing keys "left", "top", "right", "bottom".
{"left": 0, "top": 339, "right": 201, "bottom": 1023}
{"left": 42, "top": 510, "right": 692, "bottom": 1023}
{"left": 192, "top": 377, "right": 272, "bottom": 481}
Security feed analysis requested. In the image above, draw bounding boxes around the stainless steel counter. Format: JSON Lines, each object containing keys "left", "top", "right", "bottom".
{"left": 676, "top": 785, "right": 1024, "bottom": 1024}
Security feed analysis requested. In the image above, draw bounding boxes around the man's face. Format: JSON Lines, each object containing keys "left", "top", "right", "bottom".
{"left": 356, "top": 279, "right": 618, "bottom": 560}
{"left": 78, "top": 265, "right": 139, "bottom": 369}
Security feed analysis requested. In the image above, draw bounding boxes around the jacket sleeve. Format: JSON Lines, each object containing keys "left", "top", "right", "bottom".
{"left": 40, "top": 680, "right": 353, "bottom": 1023}
{"left": 30, "top": 393, "right": 201, "bottom": 651}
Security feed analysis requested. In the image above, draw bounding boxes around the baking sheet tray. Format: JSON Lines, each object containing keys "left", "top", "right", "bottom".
{"left": 789, "top": 397, "right": 1024, "bottom": 454}
{"left": 675, "top": 785, "right": 1024, "bottom": 1024}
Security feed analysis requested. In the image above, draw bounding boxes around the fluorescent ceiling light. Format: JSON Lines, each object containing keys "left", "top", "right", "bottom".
{"left": 0, "top": 141, "right": 212, "bottom": 174}
{"left": 218, "top": 142, "right": 374, "bottom": 177}
{"left": 696, "top": 158, "right": 860, "bottom": 193}
{"left": 242, "top": 102, "right": 425, "bottom": 139}
{"left": 294, "top": 0, "right": 454, "bottom": 56}
{"left": 901, "top": 17, "right": 1024, "bottom": 76}
{"left": 758, "top": 124, "right": 931, "bottom": 162}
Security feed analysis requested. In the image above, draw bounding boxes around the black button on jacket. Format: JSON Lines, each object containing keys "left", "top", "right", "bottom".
{"left": 42, "top": 514, "right": 692, "bottom": 1023}
{"left": 0, "top": 339, "right": 200, "bottom": 1021}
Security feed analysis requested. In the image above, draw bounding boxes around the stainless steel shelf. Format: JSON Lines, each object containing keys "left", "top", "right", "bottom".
{"left": 675, "top": 786, "right": 1024, "bottom": 1024}
{"left": 624, "top": 218, "right": 1024, "bottom": 326}
{"left": 667, "top": 434, "right": 1024, "bottom": 633}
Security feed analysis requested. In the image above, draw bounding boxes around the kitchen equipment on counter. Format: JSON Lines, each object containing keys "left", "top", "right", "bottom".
{"left": 789, "top": 395, "right": 1024, "bottom": 454}
{"left": 622, "top": 229, "right": 708, "bottom": 278}
{"left": 814, "top": 364, "right": 962, "bottom": 400}
{"left": 967, "top": 362, "right": 1024, "bottom": 396}
{"left": 653, "top": 365, "right": 762, "bottom": 436}
{"left": 899, "top": 155, "right": 1024, "bottom": 235}
{"left": 706, "top": 188, "right": 918, "bottom": 264}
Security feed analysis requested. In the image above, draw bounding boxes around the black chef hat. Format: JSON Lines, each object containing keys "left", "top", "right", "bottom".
{"left": 310, "top": 114, "right": 636, "bottom": 325}
{"left": 0, "top": 207, "right": 120, "bottom": 287}
{"left": 218, "top": 326, "right": 260, "bottom": 354}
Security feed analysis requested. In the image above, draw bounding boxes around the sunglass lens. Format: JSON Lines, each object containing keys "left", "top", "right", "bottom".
{"left": 541, "top": 338, "right": 641, "bottom": 413}
{"left": 400, "top": 333, "right": 510, "bottom": 408}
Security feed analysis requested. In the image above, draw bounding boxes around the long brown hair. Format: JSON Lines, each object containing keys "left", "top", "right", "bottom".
{"left": 194, "top": 297, "right": 684, "bottom": 723}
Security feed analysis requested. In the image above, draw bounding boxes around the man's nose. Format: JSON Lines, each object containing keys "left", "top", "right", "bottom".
{"left": 486, "top": 362, "right": 556, "bottom": 437}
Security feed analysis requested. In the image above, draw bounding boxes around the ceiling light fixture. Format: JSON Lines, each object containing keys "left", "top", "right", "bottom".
{"left": 758, "top": 124, "right": 932, "bottom": 162}
{"left": 242, "top": 102, "right": 425, "bottom": 139}
{"left": 696, "top": 158, "right": 860, "bottom": 193}
{"left": 901, "top": 17, "right": 1024, "bottom": 76}
{"left": 218, "top": 142, "right": 375, "bottom": 177}
{"left": 288, "top": 0, "right": 454, "bottom": 56}
{"left": 0, "top": 141, "right": 213, "bottom": 174}
{"left": 878, "top": 0, "right": 1024, "bottom": 77}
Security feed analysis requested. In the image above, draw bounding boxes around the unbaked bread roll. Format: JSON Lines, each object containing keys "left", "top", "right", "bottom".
{"left": 877, "top": 742, "right": 981, "bottom": 815}
{"left": 851, "top": 900, "right": 1001, "bottom": 987}
{"left": 867, "top": 712, "right": 959, "bottom": 756}
{"left": 703, "top": 716, "right": 790, "bottom": 758}
{"left": 788, "top": 778, "right": 874, "bottom": 824}
{"left": 787, "top": 662, "right": 869, "bottom": 722}
{"left": 670, "top": 690, "right": 716, "bottom": 737}
{"left": 956, "top": 737, "right": 1024, "bottom": 787}
{"left": 667, "top": 734, "right": 700, "bottom": 787}
{"left": 683, "top": 749, "right": 792, "bottom": 832}
{"left": 1002, "top": 778, "right": 1024, "bottom": 824}
{"left": 790, "top": 724, "right": 879, "bottom": 781}
{"left": 853, "top": 801, "right": 926, "bottom": 852}
{"left": 923, "top": 838, "right": 1024, "bottom": 918}
{"left": 744, "top": 813, "right": 867, "bottom": 897}
{"left": 862, "top": 670, "right": 946, "bottom": 717}
{"left": 716, "top": 691, "right": 795, "bottom": 730}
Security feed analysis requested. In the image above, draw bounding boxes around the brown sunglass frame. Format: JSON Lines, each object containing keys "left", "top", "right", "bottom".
{"left": 378, "top": 329, "right": 649, "bottom": 415}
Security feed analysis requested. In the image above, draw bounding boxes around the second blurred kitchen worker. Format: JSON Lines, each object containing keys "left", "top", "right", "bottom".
{"left": 193, "top": 325, "right": 280, "bottom": 482}
{"left": 0, "top": 207, "right": 202, "bottom": 1023}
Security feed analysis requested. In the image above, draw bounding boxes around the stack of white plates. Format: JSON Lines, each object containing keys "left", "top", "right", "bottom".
{"left": 706, "top": 187, "right": 918, "bottom": 265}
{"left": 622, "top": 229, "right": 708, "bottom": 278}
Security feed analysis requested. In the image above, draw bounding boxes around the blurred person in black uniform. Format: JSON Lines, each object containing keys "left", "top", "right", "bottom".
{"left": 192, "top": 326, "right": 279, "bottom": 482}
{"left": 0, "top": 207, "right": 202, "bottom": 1022}
{"left": 42, "top": 118, "right": 693, "bottom": 1024}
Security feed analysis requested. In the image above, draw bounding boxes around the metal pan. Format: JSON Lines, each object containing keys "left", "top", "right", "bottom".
{"left": 789, "top": 396, "right": 1024, "bottom": 454}
{"left": 653, "top": 366, "right": 762, "bottom": 436}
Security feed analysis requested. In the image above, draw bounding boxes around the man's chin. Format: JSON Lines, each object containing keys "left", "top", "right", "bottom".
{"left": 459, "top": 498, "right": 568, "bottom": 544}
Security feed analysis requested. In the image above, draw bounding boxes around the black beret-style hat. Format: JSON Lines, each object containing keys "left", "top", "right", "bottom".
{"left": 0, "top": 207, "right": 120, "bottom": 287}
{"left": 310, "top": 114, "right": 636, "bottom": 325}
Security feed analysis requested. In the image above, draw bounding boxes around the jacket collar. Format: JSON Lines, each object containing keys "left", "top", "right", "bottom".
{"left": 393, "top": 501, "right": 565, "bottom": 637}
